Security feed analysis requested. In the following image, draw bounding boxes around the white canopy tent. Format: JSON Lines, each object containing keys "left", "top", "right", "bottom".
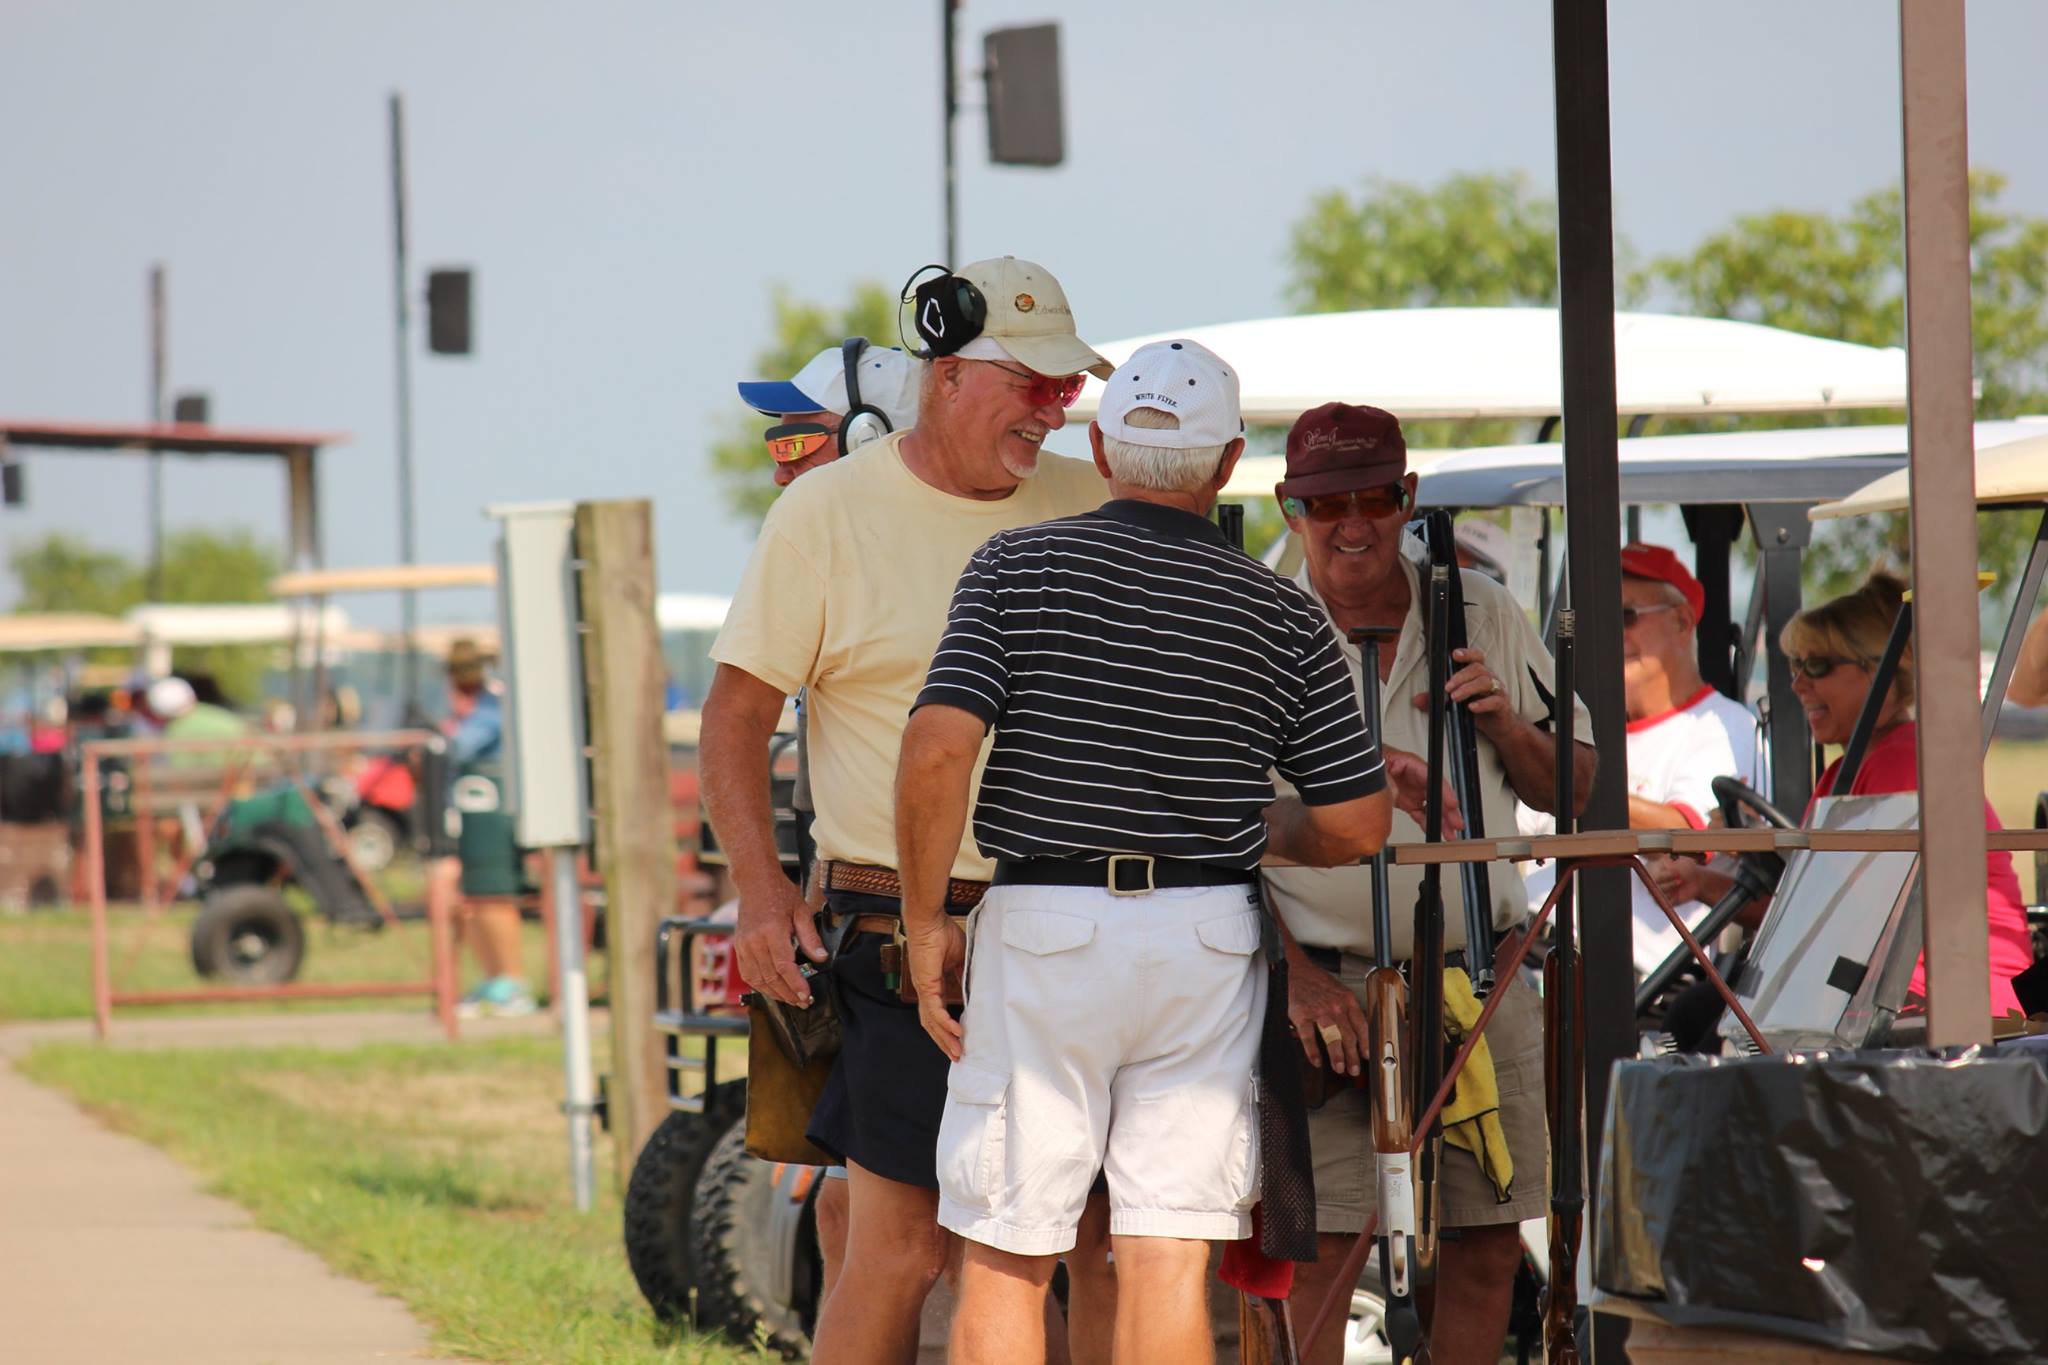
{"left": 1145, "top": 309, "right": 1923, "bottom": 499}
{"left": 1075, "top": 307, "right": 1913, "bottom": 427}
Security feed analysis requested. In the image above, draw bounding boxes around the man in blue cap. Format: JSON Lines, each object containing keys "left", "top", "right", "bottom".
{"left": 738, "top": 341, "right": 922, "bottom": 485}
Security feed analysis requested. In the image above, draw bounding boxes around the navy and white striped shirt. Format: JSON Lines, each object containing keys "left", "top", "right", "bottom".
{"left": 913, "top": 499, "right": 1385, "bottom": 868}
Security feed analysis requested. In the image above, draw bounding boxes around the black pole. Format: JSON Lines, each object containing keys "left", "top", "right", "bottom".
{"left": 389, "top": 93, "right": 421, "bottom": 719}
{"left": 1551, "top": 0, "right": 1630, "bottom": 1356}
{"left": 941, "top": 0, "right": 959, "bottom": 265}
{"left": 148, "top": 264, "right": 167, "bottom": 602}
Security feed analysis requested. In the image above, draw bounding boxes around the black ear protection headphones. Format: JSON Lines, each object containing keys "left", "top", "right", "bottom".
{"left": 838, "top": 337, "right": 893, "bottom": 453}
{"left": 899, "top": 264, "right": 988, "bottom": 359}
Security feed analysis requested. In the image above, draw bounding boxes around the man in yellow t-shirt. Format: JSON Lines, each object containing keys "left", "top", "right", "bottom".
{"left": 703, "top": 257, "right": 1111, "bottom": 1364}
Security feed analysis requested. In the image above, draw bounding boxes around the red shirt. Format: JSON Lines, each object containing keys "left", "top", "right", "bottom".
{"left": 1808, "top": 722, "right": 2032, "bottom": 1017}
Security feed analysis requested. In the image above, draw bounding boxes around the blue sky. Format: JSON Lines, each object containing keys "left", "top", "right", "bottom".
{"left": 3, "top": 1, "right": 2044, "bottom": 625}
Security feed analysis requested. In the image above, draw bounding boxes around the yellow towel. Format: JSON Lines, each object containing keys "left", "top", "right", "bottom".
{"left": 1440, "top": 967, "right": 1514, "bottom": 1202}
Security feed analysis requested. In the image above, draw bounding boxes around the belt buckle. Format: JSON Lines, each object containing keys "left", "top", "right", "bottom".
{"left": 1106, "top": 854, "right": 1154, "bottom": 897}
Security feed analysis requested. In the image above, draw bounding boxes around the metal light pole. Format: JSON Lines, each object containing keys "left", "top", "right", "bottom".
{"left": 941, "top": 0, "right": 959, "bottom": 264}
{"left": 148, "top": 264, "right": 167, "bottom": 602}
{"left": 389, "top": 93, "right": 422, "bottom": 719}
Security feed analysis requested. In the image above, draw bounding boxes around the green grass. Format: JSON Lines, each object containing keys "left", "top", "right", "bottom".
{"left": 19, "top": 1036, "right": 762, "bottom": 1365}
{"left": 0, "top": 907, "right": 569, "bottom": 1022}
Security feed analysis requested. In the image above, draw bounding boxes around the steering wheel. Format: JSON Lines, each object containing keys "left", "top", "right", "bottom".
{"left": 1712, "top": 775, "right": 1798, "bottom": 832}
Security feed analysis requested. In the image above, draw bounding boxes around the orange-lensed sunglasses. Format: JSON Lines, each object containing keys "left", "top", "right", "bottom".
{"left": 1283, "top": 483, "right": 1412, "bottom": 523}
{"left": 764, "top": 423, "right": 836, "bottom": 463}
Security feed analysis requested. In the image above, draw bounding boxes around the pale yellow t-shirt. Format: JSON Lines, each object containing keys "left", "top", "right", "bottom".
{"left": 711, "top": 431, "right": 1108, "bottom": 879}
{"left": 1264, "top": 552, "right": 1592, "bottom": 959}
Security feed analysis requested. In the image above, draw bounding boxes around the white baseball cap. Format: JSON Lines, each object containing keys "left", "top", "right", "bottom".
{"left": 737, "top": 343, "right": 921, "bottom": 432}
{"left": 146, "top": 676, "right": 197, "bottom": 720}
{"left": 1095, "top": 339, "right": 1243, "bottom": 450}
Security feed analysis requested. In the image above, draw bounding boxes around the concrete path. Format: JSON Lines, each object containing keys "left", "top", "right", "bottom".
{"left": 0, "top": 1011, "right": 561, "bottom": 1364}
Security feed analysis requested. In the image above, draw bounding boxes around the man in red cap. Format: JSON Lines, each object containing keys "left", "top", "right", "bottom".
{"left": 1262, "top": 402, "right": 1595, "bottom": 1365}
{"left": 1611, "top": 542, "right": 1761, "bottom": 971}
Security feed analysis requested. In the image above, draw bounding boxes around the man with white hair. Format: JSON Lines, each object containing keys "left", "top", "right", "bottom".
{"left": 897, "top": 339, "right": 1418, "bottom": 1364}
{"left": 703, "top": 257, "right": 1112, "bottom": 1364}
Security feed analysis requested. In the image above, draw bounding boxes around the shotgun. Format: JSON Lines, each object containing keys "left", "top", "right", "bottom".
{"left": 1408, "top": 566, "right": 1453, "bottom": 1296}
{"left": 1543, "top": 609, "right": 1584, "bottom": 1365}
{"left": 1349, "top": 624, "right": 1423, "bottom": 1365}
{"left": 1421, "top": 511, "right": 1499, "bottom": 995}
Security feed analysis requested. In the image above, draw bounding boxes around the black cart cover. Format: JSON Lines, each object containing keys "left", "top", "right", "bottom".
{"left": 1596, "top": 1043, "right": 2048, "bottom": 1362}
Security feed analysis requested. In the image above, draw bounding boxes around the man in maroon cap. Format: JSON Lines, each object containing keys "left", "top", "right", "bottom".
{"left": 1261, "top": 402, "right": 1596, "bottom": 1365}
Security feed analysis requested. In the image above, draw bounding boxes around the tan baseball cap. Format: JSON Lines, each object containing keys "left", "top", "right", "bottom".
{"left": 957, "top": 256, "right": 1113, "bottom": 380}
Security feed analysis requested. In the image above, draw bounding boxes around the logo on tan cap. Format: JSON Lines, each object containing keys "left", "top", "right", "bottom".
{"left": 1014, "top": 293, "right": 1035, "bottom": 313}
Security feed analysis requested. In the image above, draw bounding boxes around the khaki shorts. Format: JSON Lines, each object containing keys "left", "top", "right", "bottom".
{"left": 936, "top": 882, "right": 1266, "bottom": 1256}
{"left": 1302, "top": 952, "right": 1548, "bottom": 1230}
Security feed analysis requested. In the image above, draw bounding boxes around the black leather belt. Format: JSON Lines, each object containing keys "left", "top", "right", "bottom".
{"left": 1301, "top": 944, "right": 1467, "bottom": 974}
{"left": 993, "top": 854, "right": 1256, "bottom": 896}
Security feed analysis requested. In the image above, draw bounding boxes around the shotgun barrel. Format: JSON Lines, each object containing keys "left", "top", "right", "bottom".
{"left": 1544, "top": 609, "right": 1584, "bottom": 1365}
{"left": 1422, "top": 512, "right": 1498, "bottom": 994}
{"left": 1409, "top": 567, "right": 1452, "bottom": 1289}
{"left": 1352, "top": 624, "right": 1422, "bottom": 1363}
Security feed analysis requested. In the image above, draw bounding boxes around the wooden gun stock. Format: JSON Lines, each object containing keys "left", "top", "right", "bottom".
{"left": 1367, "top": 964, "right": 1424, "bottom": 1364}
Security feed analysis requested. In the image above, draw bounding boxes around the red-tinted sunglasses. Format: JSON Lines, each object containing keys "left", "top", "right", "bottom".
{"left": 1283, "top": 483, "right": 1412, "bottom": 523}
{"left": 984, "top": 359, "right": 1085, "bottom": 410}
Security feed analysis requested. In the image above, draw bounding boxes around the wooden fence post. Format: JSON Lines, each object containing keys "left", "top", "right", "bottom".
{"left": 574, "top": 499, "right": 675, "bottom": 1187}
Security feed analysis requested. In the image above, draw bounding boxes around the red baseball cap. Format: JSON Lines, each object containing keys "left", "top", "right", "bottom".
{"left": 1278, "top": 402, "right": 1408, "bottom": 500}
{"left": 1619, "top": 542, "right": 1704, "bottom": 621}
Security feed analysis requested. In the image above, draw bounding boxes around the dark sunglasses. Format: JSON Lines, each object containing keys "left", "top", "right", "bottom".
{"left": 1785, "top": 653, "right": 1873, "bottom": 680}
{"left": 1284, "top": 484, "right": 1411, "bottom": 523}
{"left": 763, "top": 422, "right": 837, "bottom": 463}
{"left": 1619, "top": 603, "right": 1677, "bottom": 629}
{"left": 983, "top": 359, "right": 1086, "bottom": 410}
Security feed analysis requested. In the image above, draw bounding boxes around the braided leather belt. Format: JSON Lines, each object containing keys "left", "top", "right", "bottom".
{"left": 821, "top": 860, "right": 988, "bottom": 908}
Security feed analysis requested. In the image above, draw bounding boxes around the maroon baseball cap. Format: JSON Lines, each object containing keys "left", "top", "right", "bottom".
{"left": 1278, "top": 403, "right": 1409, "bottom": 499}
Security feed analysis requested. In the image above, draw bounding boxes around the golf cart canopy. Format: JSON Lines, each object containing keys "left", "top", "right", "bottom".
{"left": 1809, "top": 425, "right": 2048, "bottom": 519}
{"left": 0, "top": 613, "right": 142, "bottom": 653}
{"left": 1074, "top": 307, "right": 1911, "bottom": 425}
{"left": 1417, "top": 419, "right": 2048, "bottom": 510}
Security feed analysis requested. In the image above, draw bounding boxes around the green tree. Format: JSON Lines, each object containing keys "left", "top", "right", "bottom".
{"left": 1282, "top": 172, "right": 1649, "bottom": 451}
{"left": 708, "top": 282, "right": 904, "bottom": 525}
{"left": 1647, "top": 169, "right": 2048, "bottom": 601}
{"left": 7, "top": 533, "right": 143, "bottom": 616}
{"left": 1285, "top": 171, "right": 1562, "bottom": 314}
{"left": 8, "top": 528, "right": 282, "bottom": 701}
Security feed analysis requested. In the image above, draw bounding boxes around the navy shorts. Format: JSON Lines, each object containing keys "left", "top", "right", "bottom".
{"left": 805, "top": 890, "right": 963, "bottom": 1189}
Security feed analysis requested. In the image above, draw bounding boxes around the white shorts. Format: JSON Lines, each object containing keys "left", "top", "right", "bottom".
{"left": 934, "top": 881, "right": 1267, "bottom": 1256}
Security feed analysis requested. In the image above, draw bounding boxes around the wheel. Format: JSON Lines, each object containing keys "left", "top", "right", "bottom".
{"left": 343, "top": 807, "right": 404, "bottom": 875}
{"left": 622, "top": 1081, "right": 745, "bottom": 1323}
{"left": 188, "top": 885, "right": 306, "bottom": 984}
{"left": 689, "top": 1115, "right": 821, "bottom": 1359}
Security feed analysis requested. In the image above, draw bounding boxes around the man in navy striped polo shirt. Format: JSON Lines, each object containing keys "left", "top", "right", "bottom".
{"left": 893, "top": 339, "right": 1403, "bottom": 1364}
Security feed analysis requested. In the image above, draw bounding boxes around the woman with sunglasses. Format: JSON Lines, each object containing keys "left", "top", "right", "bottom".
{"left": 1785, "top": 571, "right": 2033, "bottom": 1017}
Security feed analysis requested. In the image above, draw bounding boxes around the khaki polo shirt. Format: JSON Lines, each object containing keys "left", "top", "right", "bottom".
{"left": 1264, "top": 552, "right": 1590, "bottom": 959}
{"left": 711, "top": 431, "right": 1108, "bottom": 880}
